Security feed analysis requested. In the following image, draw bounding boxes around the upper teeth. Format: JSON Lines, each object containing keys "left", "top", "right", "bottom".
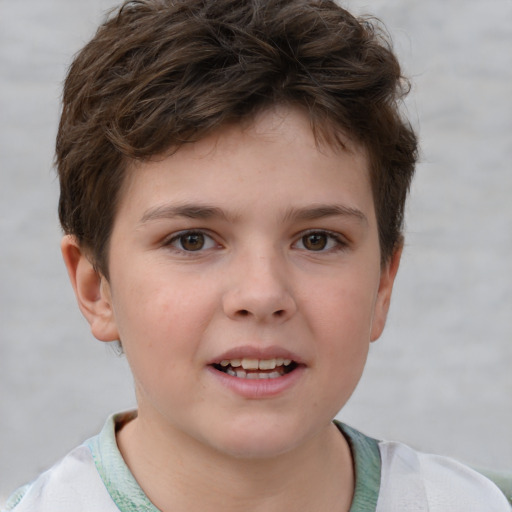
{"left": 219, "top": 358, "right": 292, "bottom": 370}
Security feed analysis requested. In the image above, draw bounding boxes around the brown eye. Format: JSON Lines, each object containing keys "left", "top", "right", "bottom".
{"left": 179, "top": 232, "right": 205, "bottom": 251}
{"left": 302, "top": 232, "right": 328, "bottom": 251}
{"left": 168, "top": 230, "right": 217, "bottom": 253}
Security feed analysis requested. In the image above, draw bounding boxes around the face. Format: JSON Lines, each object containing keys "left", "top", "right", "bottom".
{"left": 78, "top": 107, "right": 399, "bottom": 459}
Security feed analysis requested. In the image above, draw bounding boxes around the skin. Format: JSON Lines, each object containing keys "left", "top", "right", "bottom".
{"left": 62, "top": 106, "right": 401, "bottom": 512}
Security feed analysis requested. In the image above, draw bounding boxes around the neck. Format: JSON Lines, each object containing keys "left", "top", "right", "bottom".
{"left": 116, "top": 413, "right": 354, "bottom": 512}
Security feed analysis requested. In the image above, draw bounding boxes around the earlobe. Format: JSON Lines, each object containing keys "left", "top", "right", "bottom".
{"left": 370, "top": 246, "right": 402, "bottom": 342}
{"left": 60, "top": 235, "right": 119, "bottom": 342}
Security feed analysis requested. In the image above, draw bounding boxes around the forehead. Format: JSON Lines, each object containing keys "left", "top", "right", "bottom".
{"left": 118, "top": 106, "right": 373, "bottom": 221}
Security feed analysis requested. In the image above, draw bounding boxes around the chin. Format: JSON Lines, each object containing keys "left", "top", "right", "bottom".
{"left": 218, "top": 438, "right": 296, "bottom": 460}
{"left": 204, "top": 419, "right": 311, "bottom": 461}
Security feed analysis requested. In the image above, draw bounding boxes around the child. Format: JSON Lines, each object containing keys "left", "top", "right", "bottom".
{"left": 4, "top": 0, "right": 510, "bottom": 510}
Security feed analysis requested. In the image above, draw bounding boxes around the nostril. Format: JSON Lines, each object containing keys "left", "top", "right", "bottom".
{"left": 238, "top": 309, "right": 250, "bottom": 317}
{"left": 273, "top": 310, "right": 285, "bottom": 317}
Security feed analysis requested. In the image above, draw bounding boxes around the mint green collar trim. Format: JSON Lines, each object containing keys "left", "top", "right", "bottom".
{"left": 87, "top": 412, "right": 159, "bottom": 512}
{"left": 87, "top": 414, "right": 380, "bottom": 512}
{"left": 334, "top": 421, "right": 381, "bottom": 512}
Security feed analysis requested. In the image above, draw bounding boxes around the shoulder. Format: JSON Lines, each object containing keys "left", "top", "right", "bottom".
{"left": 3, "top": 437, "right": 118, "bottom": 512}
{"left": 335, "top": 421, "right": 511, "bottom": 512}
{"left": 2, "top": 411, "right": 150, "bottom": 512}
{"left": 377, "top": 440, "right": 512, "bottom": 511}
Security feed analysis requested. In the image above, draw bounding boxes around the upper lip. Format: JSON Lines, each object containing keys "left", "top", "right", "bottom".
{"left": 208, "top": 345, "right": 305, "bottom": 366}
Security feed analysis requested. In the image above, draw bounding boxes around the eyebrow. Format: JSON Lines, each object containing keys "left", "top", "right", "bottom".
{"left": 139, "top": 202, "right": 367, "bottom": 226}
{"left": 139, "top": 203, "right": 232, "bottom": 225}
{"left": 283, "top": 204, "right": 368, "bottom": 224}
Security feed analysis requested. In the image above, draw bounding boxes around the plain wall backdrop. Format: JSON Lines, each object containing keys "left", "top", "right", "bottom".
{"left": 1, "top": 0, "right": 511, "bottom": 502}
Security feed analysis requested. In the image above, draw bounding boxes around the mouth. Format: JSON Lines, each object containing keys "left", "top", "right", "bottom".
{"left": 212, "top": 357, "right": 299, "bottom": 380}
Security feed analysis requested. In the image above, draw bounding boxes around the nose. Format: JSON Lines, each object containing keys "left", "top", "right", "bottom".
{"left": 222, "top": 250, "right": 297, "bottom": 323}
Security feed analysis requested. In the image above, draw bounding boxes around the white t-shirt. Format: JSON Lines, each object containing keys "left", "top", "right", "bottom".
{"left": 4, "top": 412, "right": 511, "bottom": 512}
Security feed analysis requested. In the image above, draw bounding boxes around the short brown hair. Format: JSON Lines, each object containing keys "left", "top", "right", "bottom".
{"left": 57, "top": 0, "right": 418, "bottom": 277}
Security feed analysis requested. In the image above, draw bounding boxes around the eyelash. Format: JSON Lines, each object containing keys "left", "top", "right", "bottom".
{"left": 163, "top": 229, "right": 348, "bottom": 254}
{"left": 294, "top": 230, "right": 348, "bottom": 253}
{"left": 164, "top": 230, "right": 218, "bottom": 253}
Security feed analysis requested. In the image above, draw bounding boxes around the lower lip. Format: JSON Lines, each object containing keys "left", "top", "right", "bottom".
{"left": 206, "top": 365, "right": 306, "bottom": 399}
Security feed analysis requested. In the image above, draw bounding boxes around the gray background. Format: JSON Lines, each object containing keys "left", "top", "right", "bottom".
{"left": 1, "top": 0, "right": 511, "bottom": 503}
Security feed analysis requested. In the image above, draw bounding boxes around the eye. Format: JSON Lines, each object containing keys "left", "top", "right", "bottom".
{"left": 295, "top": 231, "right": 345, "bottom": 252}
{"left": 167, "top": 231, "right": 217, "bottom": 252}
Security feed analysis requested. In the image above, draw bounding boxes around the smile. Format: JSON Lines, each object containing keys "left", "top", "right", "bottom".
{"left": 212, "top": 358, "right": 298, "bottom": 380}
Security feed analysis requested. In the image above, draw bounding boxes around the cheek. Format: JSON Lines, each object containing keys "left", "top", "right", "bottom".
{"left": 314, "top": 290, "right": 373, "bottom": 410}
{"left": 304, "top": 275, "right": 377, "bottom": 387}
{"left": 308, "top": 279, "right": 378, "bottom": 342}
{"left": 114, "top": 267, "right": 209, "bottom": 331}
{"left": 115, "top": 289, "right": 205, "bottom": 406}
{"left": 111, "top": 274, "right": 214, "bottom": 374}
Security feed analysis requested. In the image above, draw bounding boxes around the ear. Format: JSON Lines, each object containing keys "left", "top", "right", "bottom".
{"left": 370, "top": 245, "right": 402, "bottom": 342}
{"left": 61, "top": 235, "right": 119, "bottom": 342}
